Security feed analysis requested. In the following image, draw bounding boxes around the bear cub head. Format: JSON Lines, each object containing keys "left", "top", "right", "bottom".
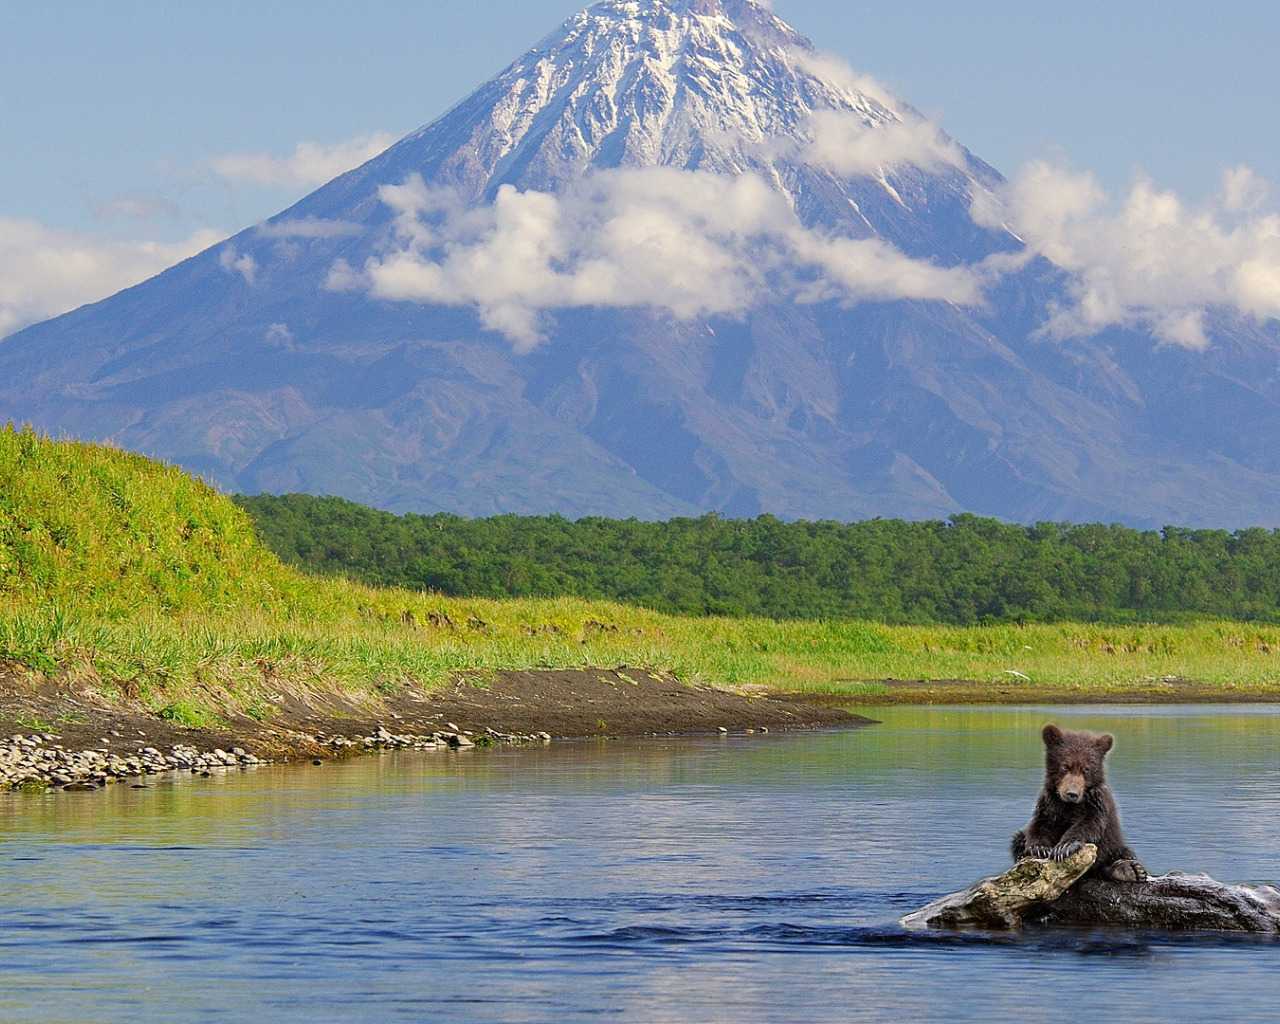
{"left": 1042, "top": 723, "right": 1113, "bottom": 805}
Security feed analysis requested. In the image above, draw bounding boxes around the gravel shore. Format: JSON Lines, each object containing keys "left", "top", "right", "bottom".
{"left": 0, "top": 665, "right": 874, "bottom": 792}
{"left": 0, "top": 723, "right": 552, "bottom": 792}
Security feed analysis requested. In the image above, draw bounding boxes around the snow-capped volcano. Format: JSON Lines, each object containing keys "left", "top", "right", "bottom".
{"left": 314, "top": 0, "right": 1004, "bottom": 264}
{"left": 3, "top": 0, "right": 1280, "bottom": 527}
{"left": 300, "top": 0, "right": 1006, "bottom": 347}
{"left": 412, "top": 0, "right": 970, "bottom": 195}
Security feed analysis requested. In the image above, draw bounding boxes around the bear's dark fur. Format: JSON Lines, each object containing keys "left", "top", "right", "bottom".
{"left": 1011, "top": 723, "right": 1146, "bottom": 882}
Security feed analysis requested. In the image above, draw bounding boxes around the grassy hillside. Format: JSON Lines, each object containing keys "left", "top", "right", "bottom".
{"left": 0, "top": 425, "right": 293, "bottom": 614}
{"left": 3, "top": 426, "right": 1280, "bottom": 725}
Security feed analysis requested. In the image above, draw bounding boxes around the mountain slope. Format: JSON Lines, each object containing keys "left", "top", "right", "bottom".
{"left": 3, "top": 0, "right": 1280, "bottom": 527}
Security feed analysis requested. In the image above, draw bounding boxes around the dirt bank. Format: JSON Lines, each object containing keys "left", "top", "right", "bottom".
{"left": 0, "top": 664, "right": 875, "bottom": 770}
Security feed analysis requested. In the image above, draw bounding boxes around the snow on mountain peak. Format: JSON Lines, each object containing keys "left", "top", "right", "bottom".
{"left": 311, "top": 0, "right": 1007, "bottom": 349}
{"left": 402, "top": 0, "right": 968, "bottom": 204}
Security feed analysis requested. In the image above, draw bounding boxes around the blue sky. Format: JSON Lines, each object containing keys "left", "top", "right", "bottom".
{"left": 2, "top": 0, "right": 1277, "bottom": 336}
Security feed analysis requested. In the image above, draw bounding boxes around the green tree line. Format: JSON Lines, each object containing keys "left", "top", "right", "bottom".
{"left": 232, "top": 493, "right": 1280, "bottom": 624}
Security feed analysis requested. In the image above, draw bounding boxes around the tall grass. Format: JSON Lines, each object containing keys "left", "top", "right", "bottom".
{"left": 0, "top": 425, "right": 293, "bottom": 614}
{"left": 4, "top": 425, "right": 1280, "bottom": 723}
{"left": 6, "top": 590, "right": 1280, "bottom": 721}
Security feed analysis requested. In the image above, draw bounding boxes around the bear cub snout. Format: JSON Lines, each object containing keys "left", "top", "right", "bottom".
{"left": 1011, "top": 723, "right": 1146, "bottom": 883}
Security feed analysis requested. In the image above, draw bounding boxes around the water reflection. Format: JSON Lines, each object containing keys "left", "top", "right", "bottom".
{"left": 0, "top": 707, "right": 1279, "bottom": 1022}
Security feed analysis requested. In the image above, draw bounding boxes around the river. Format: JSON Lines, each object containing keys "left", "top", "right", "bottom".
{"left": 2, "top": 705, "right": 1280, "bottom": 1022}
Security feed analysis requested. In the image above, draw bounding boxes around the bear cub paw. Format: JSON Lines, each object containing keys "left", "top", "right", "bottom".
{"left": 1104, "top": 858, "right": 1147, "bottom": 883}
{"left": 1049, "top": 840, "right": 1085, "bottom": 861}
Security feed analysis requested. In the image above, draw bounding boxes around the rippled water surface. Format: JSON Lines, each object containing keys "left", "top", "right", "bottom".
{"left": 4, "top": 705, "right": 1280, "bottom": 1022}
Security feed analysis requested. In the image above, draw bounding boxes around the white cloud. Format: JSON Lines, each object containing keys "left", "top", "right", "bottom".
{"left": 256, "top": 216, "right": 363, "bottom": 239}
{"left": 344, "top": 168, "right": 985, "bottom": 351}
{"left": 0, "top": 217, "right": 223, "bottom": 339}
{"left": 210, "top": 132, "right": 397, "bottom": 189}
{"left": 264, "top": 322, "right": 295, "bottom": 350}
{"left": 802, "top": 108, "right": 966, "bottom": 177}
{"left": 89, "top": 194, "right": 179, "bottom": 223}
{"left": 972, "top": 160, "right": 1280, "bottom": 349}
{"left": 791, "top": 231, "right": 987, "bottom": 306}
{"left": 1221, "top": 165, "right": 1270, "bottom": 214}
{"left": 0, "top": 128, "right": 388, "bottom": 339}
{"left": 789, "top": 51, "right": 899, "bottom": 113}
{"left": 219, "top": 245, "right": 258, "bottom": 285}
{"left": 324, "top": 258, "right": 364, "bottom": 293}
{"left": 780, "top": 51, "right": 965, "bottom": 178}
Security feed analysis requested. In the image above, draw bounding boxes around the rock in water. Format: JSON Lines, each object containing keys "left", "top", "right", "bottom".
{"left": 1031, "top": 873, "right": 1280, "bottom": 933}
{"left": 903, "top": 849, "right": 1280, "bottom": 933}
{"left": 900, "top": 845, "right": 1097, "bottom": 930}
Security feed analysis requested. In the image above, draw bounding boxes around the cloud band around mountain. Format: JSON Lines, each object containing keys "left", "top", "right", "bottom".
{"left": 340, "top": 154, "right": 1280, "bottom": 353}
{"left": 5, "top": 109, "right": 1278, "bottom": 354}
{"left": 972, "top": 161, "right": 1280, "bottom": 349}
{"left": 336, "top": 168, "right": 986, "bottom": 350}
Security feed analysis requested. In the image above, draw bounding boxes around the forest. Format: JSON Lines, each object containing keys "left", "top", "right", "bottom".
{"left": 233, "top": 493, "right": 1280, "bottom": 625}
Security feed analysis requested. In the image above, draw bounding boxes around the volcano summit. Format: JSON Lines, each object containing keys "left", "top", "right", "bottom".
{"left": 4, "top": 0, "right": 1280, "bottom": 526}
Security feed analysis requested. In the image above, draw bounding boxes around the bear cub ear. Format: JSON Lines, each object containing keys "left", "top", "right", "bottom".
{"left": 1041, "top": 723, "right": 1064, "bottom": 745}
{"left": 1095, "top": 733, "right": 1114, "bottom": 754}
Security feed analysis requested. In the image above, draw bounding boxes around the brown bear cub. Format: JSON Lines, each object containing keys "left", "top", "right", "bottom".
{"left": 1011, "top": 723, "right": 1147, "bottom": 882}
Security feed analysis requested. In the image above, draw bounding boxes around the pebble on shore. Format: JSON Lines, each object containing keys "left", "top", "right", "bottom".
{"left": 0, "top": 725, "right": 553, "bottom": 793}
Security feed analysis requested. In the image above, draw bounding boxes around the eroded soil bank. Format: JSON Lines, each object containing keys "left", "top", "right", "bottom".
{"left": 0, "top": 664, "right": 874, "bottom": 781}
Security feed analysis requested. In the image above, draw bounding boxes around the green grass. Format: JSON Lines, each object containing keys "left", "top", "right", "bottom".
{"left": 13, "top": 712, "right": 54, "bottom": 733}
{"left": 7, "top": 592, "right": 1280, "bottom": 720}
{"left": 4, "top": 425, "right": 1280, "bottom": 724}
{"left": 0, "top": 424, "right": 293, "bottom": 614}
